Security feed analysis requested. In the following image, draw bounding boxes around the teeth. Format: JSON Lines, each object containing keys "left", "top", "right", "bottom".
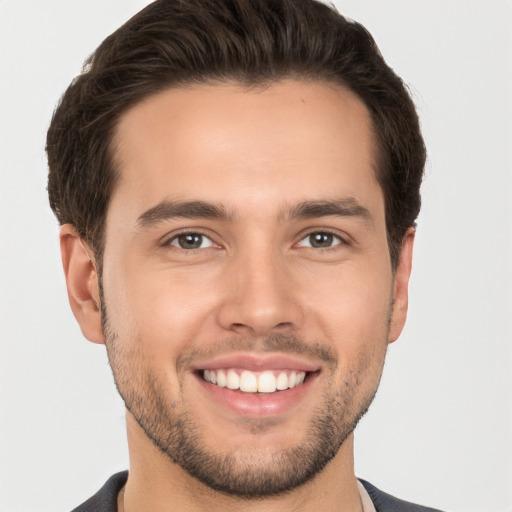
{"left": 240, "top": 371, "right": 258, "bottom": 392}
{"left": 226, "top": 369, "right": 240, "bottom": 390}
{"left": 258, "top": 371, "right": 277, "bottom": 393}
{"left": 216, "top": 369, "right": 227, "bottom": 387}
{"left": 276, "top": 372, "right": 288, "bottom": 390}
{"left": 203, "top": 369, "right": 307, "bottom": 393}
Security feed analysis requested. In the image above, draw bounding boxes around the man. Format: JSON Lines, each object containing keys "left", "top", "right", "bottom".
{"left": 46, "top": 0, "right": 440, "bottom": 510}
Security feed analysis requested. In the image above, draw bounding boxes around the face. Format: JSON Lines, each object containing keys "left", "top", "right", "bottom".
{"left": 67, "top": 80, "right": 413, "bottom": 496}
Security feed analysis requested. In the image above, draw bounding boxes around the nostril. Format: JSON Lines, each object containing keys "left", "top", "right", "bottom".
{"left": 274, "top": 322, "right": 294, "bottom": 329}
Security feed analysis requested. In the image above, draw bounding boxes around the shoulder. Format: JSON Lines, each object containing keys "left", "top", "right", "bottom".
{"left": 71, "top": 471, "right": 128, "bottom": 512}
{"left": 359, "top": 479, "right": 447, "bottom": 512}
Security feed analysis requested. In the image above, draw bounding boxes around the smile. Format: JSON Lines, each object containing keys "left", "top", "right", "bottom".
{"left": 202, "top": 369, "right": 307, "bottom": 393}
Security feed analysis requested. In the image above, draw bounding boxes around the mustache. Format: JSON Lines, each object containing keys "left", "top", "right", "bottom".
{"left": 175, "top": 333, "right": 337, "bottom": 373}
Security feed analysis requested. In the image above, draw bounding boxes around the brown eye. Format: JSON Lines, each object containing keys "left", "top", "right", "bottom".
{"left": 170, "top": 233, "right": 213, "bottom": 250}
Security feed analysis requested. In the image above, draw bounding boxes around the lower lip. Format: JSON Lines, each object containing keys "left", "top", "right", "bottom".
{"left": 195, "top": 373, "right": 317, "bottom": 419}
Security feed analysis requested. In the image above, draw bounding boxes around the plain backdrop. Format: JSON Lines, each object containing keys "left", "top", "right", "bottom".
{"left": 1, "top": 1, "right": 511, "bottom": 511}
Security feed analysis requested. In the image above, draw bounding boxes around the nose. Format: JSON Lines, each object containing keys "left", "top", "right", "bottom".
{"left": 216, "top": 249, "right": 303, "bottom": 337}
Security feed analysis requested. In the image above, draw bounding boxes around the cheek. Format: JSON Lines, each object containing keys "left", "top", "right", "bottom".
{"left": 102, "top": 260, "right": 223, "bottom": 356}
{"left": 303, "top": 261, "right": 393, "bottom": 344}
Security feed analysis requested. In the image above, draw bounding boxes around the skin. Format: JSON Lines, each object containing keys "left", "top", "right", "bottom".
{"left": 60, "top": 80, "right": 414, "bottom": 512}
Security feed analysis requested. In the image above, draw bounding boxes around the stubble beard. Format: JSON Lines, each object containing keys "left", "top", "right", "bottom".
{"left": 100, "top": 294, "right": 388, "bottom": 498}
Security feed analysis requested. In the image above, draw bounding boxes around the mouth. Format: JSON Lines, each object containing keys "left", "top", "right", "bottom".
{"left": 200, "top": 368, "right": 308, "bottom": 393}
{"left": 191, "top": 354, "right": 321, "bottom": 418}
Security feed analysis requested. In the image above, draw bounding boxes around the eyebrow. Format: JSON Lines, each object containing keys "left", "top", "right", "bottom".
{"left": 285, "top": 198, "right": 373, "bottom": 225}
{"left": 136, "top": 197, "right": 373, "bottom": 229}
{"left": 136, "top": 200, "right": 234, "bottom": 228}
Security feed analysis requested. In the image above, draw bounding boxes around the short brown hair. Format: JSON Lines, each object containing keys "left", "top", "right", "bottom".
{"left": 47, "top": 0, "right": 426, "bottom": 270}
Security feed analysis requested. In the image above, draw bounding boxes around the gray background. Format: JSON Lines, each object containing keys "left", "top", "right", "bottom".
{"left": 1, "top": 1, "right": 511, "bottom": 511}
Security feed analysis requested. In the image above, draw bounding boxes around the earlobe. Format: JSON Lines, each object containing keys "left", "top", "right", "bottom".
{"left": 388, "top": 227, "right": 415, "bottom": 344}
{"left": 60, "top": 225, "right": 105, "bottom": 344}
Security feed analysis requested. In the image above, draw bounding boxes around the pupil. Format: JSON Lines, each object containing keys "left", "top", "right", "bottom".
{"left": 179, "top": 234, "right": 202, "bottom": 249}
{"left": 310, "top": 233, "right": 332, "bottom": 248}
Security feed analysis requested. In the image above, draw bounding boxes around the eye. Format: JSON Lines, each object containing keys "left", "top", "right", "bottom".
{"left": 298, "top": 232, "right": 343, "bottom": 249}
{"left": 168, "top": 233, "right": 214, "bottom": 250}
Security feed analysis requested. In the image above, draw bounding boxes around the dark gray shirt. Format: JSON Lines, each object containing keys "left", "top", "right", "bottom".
{"left": 71, "top": 471, "right": 446, "bottom": 512}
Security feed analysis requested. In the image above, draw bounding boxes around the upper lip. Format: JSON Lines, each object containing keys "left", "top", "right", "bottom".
{"left": 190, "top": 353, "right": 321, "bottom": 373}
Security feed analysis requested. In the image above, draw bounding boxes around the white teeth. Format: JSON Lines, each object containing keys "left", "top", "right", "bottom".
{"left": 203, "top": 369, "right": 307, "bottom": 393}
{"left": 216, "top": 369, "right": 227, "bottom": 387}
{"left": 226, "top": 369, "right": 240, "bottom": 390}
{"left": 257, "top": 371, "right": 277, "bottom": 393}
{"left": 276, "top": 372, "right": 288, "bottom": 390}
{"left": 240, "top": 371, "right": 258, "bottom": 392}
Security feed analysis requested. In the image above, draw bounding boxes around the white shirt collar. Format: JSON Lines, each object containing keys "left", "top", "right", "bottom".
{"left": 357, "top": 480, "right": 377, "bottom": 512}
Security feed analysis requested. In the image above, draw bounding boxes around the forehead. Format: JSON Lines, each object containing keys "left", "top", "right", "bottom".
{"left": 109, "top": 80, "right": 382, "bottom": 223}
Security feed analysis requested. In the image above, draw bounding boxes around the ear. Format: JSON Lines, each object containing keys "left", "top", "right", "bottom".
{"left": 60, "top": 224, "right": 105, "bottom": 344}
{"left": 388, "top": 227, "right": 415, "bottom": 344}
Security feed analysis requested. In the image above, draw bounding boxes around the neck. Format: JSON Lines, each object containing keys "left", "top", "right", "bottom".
{"left": 120, "top": 413, "right": 362, "bottom": 512}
